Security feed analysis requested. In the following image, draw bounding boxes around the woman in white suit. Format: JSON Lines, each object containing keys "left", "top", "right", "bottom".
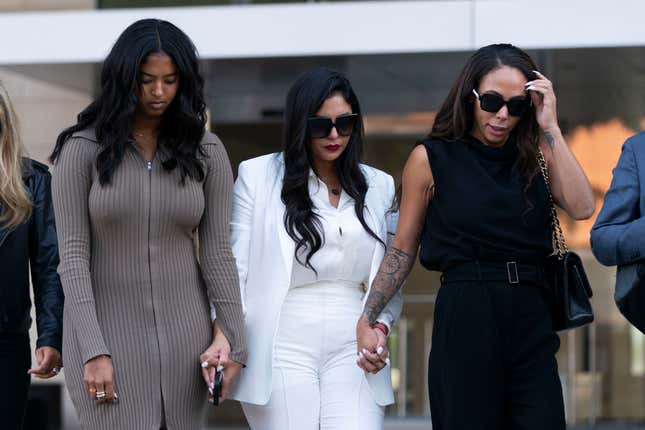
{"left": 218, "top": 68, "right": 402, "bottom": 429}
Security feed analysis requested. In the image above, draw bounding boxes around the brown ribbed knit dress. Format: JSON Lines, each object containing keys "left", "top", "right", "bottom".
{"left": 52, "top": 128, "right": 246, "bottom": 429}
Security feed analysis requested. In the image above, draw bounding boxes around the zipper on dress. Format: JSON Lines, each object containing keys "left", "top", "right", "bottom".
{"left": 146, "top": 159, "right": 165, "bottom": 416}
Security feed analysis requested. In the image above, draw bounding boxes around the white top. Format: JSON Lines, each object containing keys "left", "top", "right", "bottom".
{"left": 290, "top": 170, "right": 378, "bottom": 289}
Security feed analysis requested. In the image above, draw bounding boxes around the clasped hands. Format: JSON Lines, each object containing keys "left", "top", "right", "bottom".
{"left": 356, "top": 314, "right": 390, "bottom": 374}
{"left": 199, "top": 321, "right": 242, "bottom": 405}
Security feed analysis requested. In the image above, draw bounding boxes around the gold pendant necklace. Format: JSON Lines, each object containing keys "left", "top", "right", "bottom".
{"left": 319, "top": 175, "right": 341, "bottom": 196}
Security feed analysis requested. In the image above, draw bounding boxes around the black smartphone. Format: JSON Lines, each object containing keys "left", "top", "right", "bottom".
{"left": 211, "top": 368, "right": 223, "bottom": 406}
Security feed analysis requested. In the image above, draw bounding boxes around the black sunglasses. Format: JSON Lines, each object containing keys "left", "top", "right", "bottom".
{"left": 307, "top": 113, "right": 358, "bottom": 139}
{"left": 472, "top": 89, "right": 531, "bottom": 117}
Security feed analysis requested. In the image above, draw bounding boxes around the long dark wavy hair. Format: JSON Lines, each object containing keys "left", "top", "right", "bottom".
{"left": 428, "top": 43, "right": 541, "bottom": 183}
{"left": 50, "top": 19, "right": 207, "bottom": 185}
{"left": 282, "top": 68, "right": 383, "bottom": 272}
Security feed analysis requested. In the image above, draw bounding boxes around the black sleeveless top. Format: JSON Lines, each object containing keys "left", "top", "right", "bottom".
{"left": 418, "top": 136, "right": 552, "bottom": 272}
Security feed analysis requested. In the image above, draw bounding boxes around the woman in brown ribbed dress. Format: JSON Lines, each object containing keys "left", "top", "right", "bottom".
{"left": 49, "top": 19, "right": 246, "bottom": 429}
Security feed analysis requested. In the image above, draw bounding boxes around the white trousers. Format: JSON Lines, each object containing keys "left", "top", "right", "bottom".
{"left": 241, "top": 282, "right": 384, "bottom": 430}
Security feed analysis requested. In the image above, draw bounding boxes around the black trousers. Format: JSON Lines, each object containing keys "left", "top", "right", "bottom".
{"left": 428, "top": 268, "right": 566, "bottom": 430}
{"left": 0, "top": 332, "right": 31, "bottom": 430}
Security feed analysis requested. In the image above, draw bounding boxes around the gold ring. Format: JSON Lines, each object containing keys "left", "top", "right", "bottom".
{"left": 89, "top": 387, "right": 97, "bottom": 394}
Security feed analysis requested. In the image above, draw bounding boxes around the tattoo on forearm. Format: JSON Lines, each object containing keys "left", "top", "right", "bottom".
{"left": 364, "top": 246, "right": 415, "bottom": 324}
{"left": 544, "top": 131, "right": 555, "bottom": 149}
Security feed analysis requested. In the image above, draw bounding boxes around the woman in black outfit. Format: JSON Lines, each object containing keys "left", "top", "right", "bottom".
{"left": 356, "top": 44, "right": 594, "bottom": 429}
{"left": 0, "top": 82, "right": 64, "bottom": 429}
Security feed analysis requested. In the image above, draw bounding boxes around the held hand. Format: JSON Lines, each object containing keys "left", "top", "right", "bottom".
{"left": 200, "top": 326, "right": 242, "bottom": 403}
{"left": 28, "top": 346, "right": 62, "bottom": 379}
{"left": 219, "top": 352, "right": 243, "bottom": 403}
{"left": 359, "top": 328, "right": 389, "bottom": 374}
{"left": 199, "top": 323, "right": 228, "bottom": 388}
{"left": 83, "top": 355, "right": 117, "bottom": 404}
{"left": 526, "top": 70, "right": 559, "bottom": 132}
{"left": 356, "top": 315, "right": 389, "bottom": 374}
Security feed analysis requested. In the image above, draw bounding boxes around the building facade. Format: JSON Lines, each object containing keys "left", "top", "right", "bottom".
{"left": 4, "top": 1, "right": 645, "bottom": 428}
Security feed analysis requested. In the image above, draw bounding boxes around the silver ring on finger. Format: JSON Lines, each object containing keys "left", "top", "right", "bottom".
{"left": 95, "top": 391, "right": 106, "bottom": 399}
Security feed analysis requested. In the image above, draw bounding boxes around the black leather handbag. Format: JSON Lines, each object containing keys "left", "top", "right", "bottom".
{"left": 538, "top": 150, "right": 594, "bottom": 331}
{"left": 615, "top": 262, "right": 645, "bottom": 334}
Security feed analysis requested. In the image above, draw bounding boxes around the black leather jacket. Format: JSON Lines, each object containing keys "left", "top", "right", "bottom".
{"left": 0, "top": 159, "right": 63, "bottom": 352}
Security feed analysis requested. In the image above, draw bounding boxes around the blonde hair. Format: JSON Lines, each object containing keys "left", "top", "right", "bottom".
{"left": 0, "top": 83, "right": 31, "bottom": 229}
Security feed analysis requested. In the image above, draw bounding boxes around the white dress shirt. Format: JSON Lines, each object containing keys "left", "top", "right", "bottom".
{"left": 290, "top": 171, "right": 377, "bottom": 289}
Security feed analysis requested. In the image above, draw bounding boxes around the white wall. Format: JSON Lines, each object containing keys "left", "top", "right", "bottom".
{"left": 0, "top": 0, "right": 642, "bottom": 65}
{"left": 0, "top": 66, "right": 94, "bottom": 162}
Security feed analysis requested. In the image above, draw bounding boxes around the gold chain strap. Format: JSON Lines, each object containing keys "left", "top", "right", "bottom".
{"left": 536, "top": 149, "right": 568, "bottom": 260}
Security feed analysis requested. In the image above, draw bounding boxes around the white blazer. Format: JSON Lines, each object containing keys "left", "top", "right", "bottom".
{"left": 226, "top": 152, "right": 403, "bottom": 406}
